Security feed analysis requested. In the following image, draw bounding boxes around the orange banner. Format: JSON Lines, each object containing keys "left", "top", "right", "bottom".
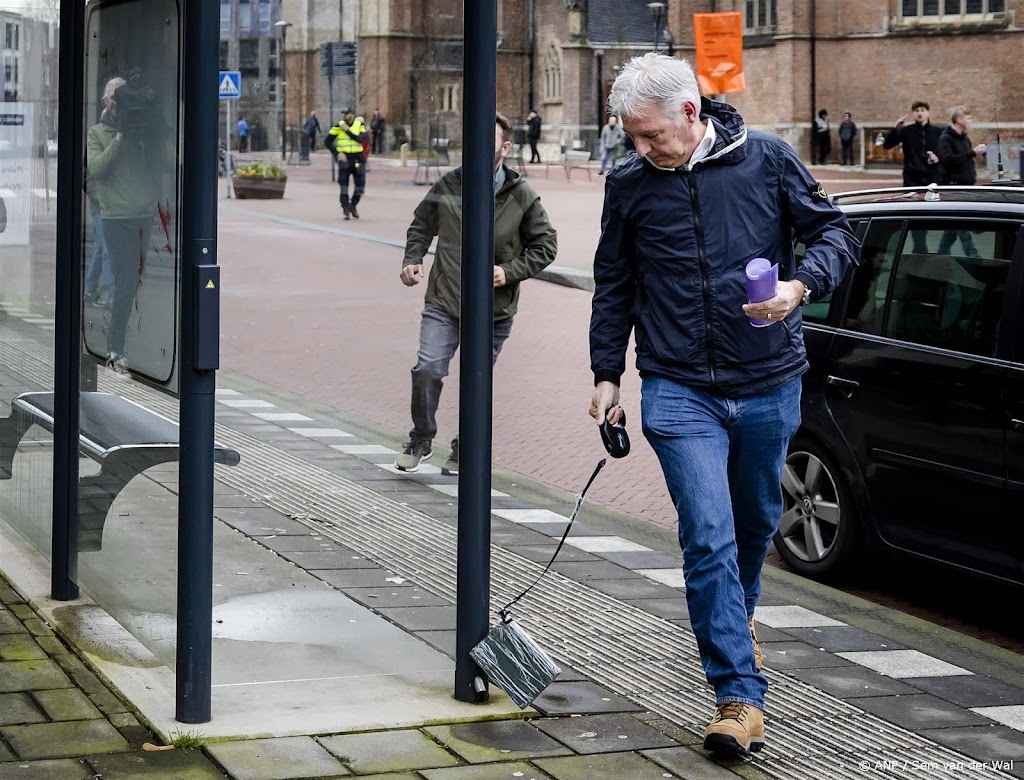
{"left": 693, "top": 12, "right": 746, "bottom": 95}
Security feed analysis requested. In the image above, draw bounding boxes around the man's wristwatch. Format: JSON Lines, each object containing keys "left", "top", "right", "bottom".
{"left": 799, "top": 281, "right": 812, "bottom": 306}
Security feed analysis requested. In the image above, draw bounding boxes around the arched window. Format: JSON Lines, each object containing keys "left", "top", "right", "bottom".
{"left": 543, "top": 43, "right": 562, "bottom": 102}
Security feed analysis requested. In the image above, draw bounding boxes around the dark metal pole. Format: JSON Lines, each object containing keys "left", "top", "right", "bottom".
{"left": 809, "top": 0, "right": 817, "bottom": 162}
{"left": 51, "top": 0, "right": 86, "bottom": 602}
{"left": 281, "top": 26, "right": 288, "bottom": 161}
{"left": 595, "top": 50, "right": 603, "bottom": 128}
{"left": 177, "top": 0, "right": 220, "bottom": 724}
{"left": 456, "top": 0, "right": 497, "bottom": 704}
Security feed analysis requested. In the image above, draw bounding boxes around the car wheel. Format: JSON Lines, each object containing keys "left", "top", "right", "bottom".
{"left": 773, "top": 436, "right": 861, "bottom": 580}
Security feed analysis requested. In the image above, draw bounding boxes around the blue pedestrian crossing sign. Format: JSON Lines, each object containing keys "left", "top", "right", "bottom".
{"left": 218, "top": 71, "right": 241, "bottom": 100}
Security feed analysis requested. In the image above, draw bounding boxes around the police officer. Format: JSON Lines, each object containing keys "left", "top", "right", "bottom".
{"left": 328, "top": 107, "right": 368, "bottom": 219}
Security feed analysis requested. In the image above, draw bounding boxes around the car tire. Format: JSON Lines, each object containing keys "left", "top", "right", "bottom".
{"left": 773, "top": 434, "right": 861, "bottom": 581}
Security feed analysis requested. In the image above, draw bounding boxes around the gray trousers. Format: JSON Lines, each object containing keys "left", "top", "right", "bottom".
{"left": 102, "top": 216, "right": 153, "bottom": 358}
{"left": 410, "top": 303, "right": 512, "bottom": 442}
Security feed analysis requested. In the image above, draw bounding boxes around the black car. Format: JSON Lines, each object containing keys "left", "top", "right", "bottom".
{"left": 774, "top": 185, "right": 1024, "bottom": 585}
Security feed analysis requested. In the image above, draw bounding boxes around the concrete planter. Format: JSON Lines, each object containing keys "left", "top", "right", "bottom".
{"left": 232, "top": 175, "right": 287, "bottom": 199}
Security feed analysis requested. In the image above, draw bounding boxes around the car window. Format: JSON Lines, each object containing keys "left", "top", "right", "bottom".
{"left": 886, "top": 222, "right": 1017, "bottom": 358}
{"left": 795, "top": 220, "right": 865, "bottom": 325}
{"left": 842, "top": 220, "right": 903, "bottom": 334}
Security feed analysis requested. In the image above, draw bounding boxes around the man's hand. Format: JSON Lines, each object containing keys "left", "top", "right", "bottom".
{"left": 925, "top": 151, "right": 939, "bottom": 165}
{"left": 494, "top": 266, "right": 507, "bottom": 288}
{"left": 974, "top": 143, "right": 987, "bottom": 155}
{"left": 590, "top": 381, "right": 621, "bottom": 426}
{"left": 894, "top": 115, "right": 907, "bottom": 128}
{"left": 400, "top": 264, "right": 424, "bottom": 287}
{"left": 742, "top": 280, "right": 805, "bottom": 323}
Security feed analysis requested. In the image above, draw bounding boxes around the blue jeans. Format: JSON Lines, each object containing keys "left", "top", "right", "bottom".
{"left": 409, "top": 303, "right": 512, "bottom": 442}
{"left": 102, "top": 216, "right": 153, "bottom": 357}
{"left": 84, "top": 211, "right": 113, "bottom": 299}
{"left": 599, "top": 147, "right": 616, "bottom": 173}
{"left": 641, "top": 376, "right": 802, "bottom": 710}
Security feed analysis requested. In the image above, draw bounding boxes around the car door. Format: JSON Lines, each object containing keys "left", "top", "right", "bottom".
{"left": 826, "top": 217, "right": 1017, "bottom": 580}
{"left": 1001, "top": 225, "right": 1024, "bottom": 581}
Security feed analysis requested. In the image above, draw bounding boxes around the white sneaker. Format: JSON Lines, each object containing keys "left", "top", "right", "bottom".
{"left": 107, "top": 353, "right": 130, "bottom": 377}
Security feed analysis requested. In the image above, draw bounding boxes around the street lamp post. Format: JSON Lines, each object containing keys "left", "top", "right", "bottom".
{"left": 274, "top": 19, "right": 292, "bottom": 161}
{"left": 647, "top": 2, "right": 665, "bottom": 52}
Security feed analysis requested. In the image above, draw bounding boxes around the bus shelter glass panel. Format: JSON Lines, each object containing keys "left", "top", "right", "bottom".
{"left": 0, "top": 1, "right": 60, "bottom": 560}
{"left": 74, "top": 0, "right": 184, "bottom": 672}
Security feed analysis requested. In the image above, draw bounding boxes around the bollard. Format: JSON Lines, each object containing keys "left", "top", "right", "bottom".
{"left": 401, "top": 142, "right": 409, "bottom": 167}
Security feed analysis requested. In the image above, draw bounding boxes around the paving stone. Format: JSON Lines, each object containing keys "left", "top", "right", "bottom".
{"left": 752, "top": 605, "right": 845, "bottom": 628}
{"left": 757, "top": 642, "right": 855, "bottom": 670}
{"left": 2, "top": 720, "right": 130, "bottom": 759}
{"left": 0, "top": 758, "right": 95, "bottom": 779}
{"left": 107, "top": 712, "right": 140, "bottom": 729}
{"left": 0, "top": 587, "right": 24, "bottom": 605}
{"left": 903, "top": 675, "right": 1024, "bottom": 708}
{"left": 534, "top": 713, "right": 680, "bottom": 754}
{"left": 536, "top": 751, "right": 685, "bottom": 780}
{"left": 377, "top": 606, "right": 457, "bottom": 632}
{"left": 971, "top": 704, "right": 1024, "bottom": 731}
{"left": 320, "top": 729, "right": 458, "bottom": 773}
{"left": 32, "top": 689, "right": 102, "bottom": 721}
{"left": 311, "top": 568, "right": 407, "bottom": 589}
{"left": 0, "top": 636, "right": 46, "bottom": 662}
{"left": 215, "top": 506, "right": 302, "bottom": 527}
{"left": 425, "top": 721, "right": 572, "bottom": 763}
{"left": 0, "top": 692, "right": 46, "bottom": 725}
{"left": 115, "top": 723, "right": 154, "bottom": 749}
{"left": 621, "top": 598, "right": 689, "bottom": 621}
{"left": 787, "top": 666, "right": 920, "bottom": 698}
{"left": 779, "top": 626, "right": 905, "bottom": 652}
{"left": 505, "top": 545, "right": 598, "bottom": 563}
{"left": 7, "top": 605, "right": 33, "bottom": 622}
{"left": 86, "top": 688, "right": 129, "bottom": 716}
{"left": 0, "top": 660, "right": 73, "bottom": 693}
{"left": 415, "top": 630, "right": 456, "bottom": 657}
{"left": 837, "top": 649, "right": 973, "bottom": 678}
{"left": 532, "top": 681, "right": 643, "bottom": 716}
{"left": 33, "top": 636, "right": 66, "bottom": 657}
{"left": 21, "top": 621, "right": 53, "bottom": 639}
{"left": 747, "top": 624, "right": 791, "bottom": 644}
{"left": 214, "top": 495, "right": 268, "bottom": 508}
{"left": 419, "top": 762, "right": 553, "bottom": 780}
{"left": 86, "top": 749, "right": 227, "bottom": 779}
{"left": 583, "top": 578, "right": 683, "bottom": 601}
{"left": 920, "top": 724, "right": 1024, "bottom": 762}
{"left": 549, "top": 561, "right": 642, "bottom": 581}
{"left": 341, "top": 775, "right": 419, "bottom": 780}
{"left": 341, "top": 587, "right": 451, "bottom": 609}
{"left": 51, "top": 657, "right": 105, "bottom": 695}
{"left": 854, "top": 693, "right": 993, "bottom": 729}
{"left": 259, "top": 535, "right": 344, "bottom": 553}
{"left": 0, "top": 610, "right": 28, "bottom": 634}
{"left": 553, "top": 666, "right": 590, "bottom": 683}
{"left": 598, "top": 551, "right": 683, "bottom": 570}
{"left": 276, "top": 550, "right": 378, "bottom": 569}
{"left": 0, "top": 740, "right": 13, "bottom": 761}
{"left": 206, "top": 736, "right": 349, "bottom": 779}
{"left": 643, "top": 746, "right": 750, "bottom": 779}
{"left": 490, "top": 527, "right": 560, "bottom": 547}
{"left": 630, "top": 715, "right": 704, "bottom": 748}
{"left": 222, "top": 517, "right": 317, "bottom": 537}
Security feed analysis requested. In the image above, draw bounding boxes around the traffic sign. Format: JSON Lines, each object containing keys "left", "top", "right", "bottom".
{"left": 218, "top": 71, "right": 241, "bottom": 100}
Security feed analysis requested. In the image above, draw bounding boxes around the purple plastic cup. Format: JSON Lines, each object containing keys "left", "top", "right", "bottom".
{"left": 745, "top": 257, "right": 779, "bottom": 328}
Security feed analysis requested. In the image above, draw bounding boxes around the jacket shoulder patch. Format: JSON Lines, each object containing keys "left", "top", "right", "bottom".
{"left": 810, "top": 182, "right": 828, "bottom": 200}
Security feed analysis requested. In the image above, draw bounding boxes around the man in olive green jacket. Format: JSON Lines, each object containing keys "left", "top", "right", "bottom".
{"left": 396, "top": 113, "right": 558, "bottom": 474}
{"left": 86, "top": 76, "right": 172, "bottom": 373}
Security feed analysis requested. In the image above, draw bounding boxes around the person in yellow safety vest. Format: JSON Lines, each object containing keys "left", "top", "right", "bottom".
{"left": 328, "top": 107, "right": 368, "bottom": 220}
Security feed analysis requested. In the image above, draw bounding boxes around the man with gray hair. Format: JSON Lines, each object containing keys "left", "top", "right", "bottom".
{"left": 588, "top": 53, "right": 858, "bottom": 757}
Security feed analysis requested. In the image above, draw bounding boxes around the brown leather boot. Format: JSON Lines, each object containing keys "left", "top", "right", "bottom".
{"left": 703, "top": 701, "right": 765, "bottom": 756}
{"left": 751, "top": 619, "right": 764, "bottom": 671}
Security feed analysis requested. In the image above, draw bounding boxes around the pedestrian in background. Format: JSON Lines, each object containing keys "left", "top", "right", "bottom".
{"left": 371, "top": 109, "right": 386, "bottom": 154}
{"left": 938, "top": 106, "right": 986, "bottom": 185}
{"left": 598, "top": 115, "right": 624, "bottom": 176}
{"left": 883, "top": 100, "right": 941, "bottom": 186}
{"left": 396, "top": 113, "right": 557, "bottom": 475}
{"left": 303, "top": 111, "right": 321, "bottom": 152}
{"left": 236, "top": 115, "right": 249, "bottom": 152}
{"left": 589, "top": 53, "right": 858, "bottom": 758}
{"left": 526, "top": 109, "right": 542, "bottom": 163}
{"left": 813, "top": 108, "right": 831, "bottom": 164}
{"left": 327, "top": 107, "right": 368, "bottom": 220}
{"left": 838, "top": 112, "right": 857, "bottom": 166}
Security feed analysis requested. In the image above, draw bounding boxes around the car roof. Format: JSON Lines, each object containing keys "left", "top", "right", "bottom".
{"left": 833, "top": 185, "right": 1024, "bottom": 220}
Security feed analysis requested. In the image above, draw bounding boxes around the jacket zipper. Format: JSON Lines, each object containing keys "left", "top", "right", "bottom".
{"left": 686, "top": 169, "right": 717, "bottom": 388}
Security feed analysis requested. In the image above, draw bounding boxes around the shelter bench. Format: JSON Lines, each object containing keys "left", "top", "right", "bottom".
{"left": 546, "top": 149, "right": 592, "bottom": 181}
{"left": 0, "top": 391, "right": 241, "bottom": 552}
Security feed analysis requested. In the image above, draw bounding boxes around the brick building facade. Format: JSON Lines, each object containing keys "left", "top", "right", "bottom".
{"left": 281, "top": 0, "right": 1024, "bottom": 164}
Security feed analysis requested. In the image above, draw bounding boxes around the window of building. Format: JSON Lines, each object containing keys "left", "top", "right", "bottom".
{"left": 3, "top": 54, "right": 17, "bottom": 101}
{"left": 219, "top": 41, "right": 229, "bottom": 70}
{"left": 268, "top": 39, "right": 279, "bottom": 77}
{"left": 4, "top": 22, "right": 20, "bottom": 50}
{"left": 437, "top": 84, "right": 459, "bottom": 113}
{"left": 267, "top": 80, "right": 278, "bottom": 102}
{"left": 744, "top": 0, "right": 777, "bottom": 31}
{"left": 259, "top": 0, "right": 272, "bottom": 32}
{"left": 238, "top": 0, "right": 252, "bottom": 30}
{"left": 220, "top": 1, "right": 231, "bottom": 33}
{"left": 901, "top": 0, "right": 1004, "bottom": 17}
{"left": 543, "top": 43, "right": 562, "bottom": 102}
{"left": 239, "top": 38, "right": 259, "bottom": 75}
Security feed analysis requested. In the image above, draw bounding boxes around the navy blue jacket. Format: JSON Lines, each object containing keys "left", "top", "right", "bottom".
{"left": 590, "top": 99, "right": 859, "bottom": 397}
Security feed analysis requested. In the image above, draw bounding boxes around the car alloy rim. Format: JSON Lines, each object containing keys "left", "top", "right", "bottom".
{"left": 779, "top": 451, "right": 841, "bottom": 564}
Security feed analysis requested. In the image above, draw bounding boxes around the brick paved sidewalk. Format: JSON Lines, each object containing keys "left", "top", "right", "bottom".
{"left": 0, "top": 573, "right": 765, "bottom": 780}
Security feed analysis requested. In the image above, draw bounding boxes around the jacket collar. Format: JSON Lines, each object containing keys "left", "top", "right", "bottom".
{"left": 696, "top": 96, "right": 748, "bottom": 167}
